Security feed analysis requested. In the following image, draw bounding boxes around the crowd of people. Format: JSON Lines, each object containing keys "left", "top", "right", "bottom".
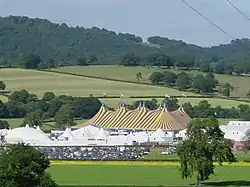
{"left": 36, "top": 146, "right": 150, "bottom": 160}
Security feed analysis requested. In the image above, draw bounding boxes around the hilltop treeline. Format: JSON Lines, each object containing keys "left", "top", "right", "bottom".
{"left": 1, "top": 16, "right": 250, "bottom": 74}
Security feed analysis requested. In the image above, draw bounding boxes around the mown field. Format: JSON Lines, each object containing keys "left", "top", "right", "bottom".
{"left": 0, "top": 68, "right": 249, "bottom": 108}
{"left": 53, "top": 65, "right": 250, "bottom": 98}
{"left": 48, "top": 163, "right": 250, "bottom": 186}
{"left": 0, "top": 68, "right": 196, "bottom": 97}
{"left": 100, "top": 97, "right": 249, "bottom": 109}
{"left": 1, "top": 118, "right": 86, "bottom": 129}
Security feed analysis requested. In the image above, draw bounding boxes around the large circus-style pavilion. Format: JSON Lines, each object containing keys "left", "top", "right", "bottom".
{"left": 77, "top": 103, "right": 191, "bottom": 131}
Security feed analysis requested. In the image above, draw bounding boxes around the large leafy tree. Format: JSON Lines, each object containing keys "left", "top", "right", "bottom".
{"left": 192, "top": 74, "right": 207, "bottom": 93}
{"left": 175, "top": 72, "right": 191, "bottom": 90}
{"left": 21, "top": 53, "right": 41, "bottom": 69}
{"left": 23, "top": 109, "right": 44, "bottom": 127}
{"left": 0, "top": 81, "right": 6, "bottom": 91}
{"left": 54, "top": 104, "right": 74, "bottom": 128}
{"left": 121, "top": 52, "right": 140, "bottom": 66}
{"left": 136, "top": 72, "right": 142, "bottom": 82}
{"left": 0, "top": 143, "right": 57, "bottom": 187}
{"left": 177, "top": 118, "right": 236, "bottom": 187}
{"left": 219, "top": 82, "right": 234, "bottom": 97}
{"left": 149, "top": 72, "right": 163, "bottom": 85}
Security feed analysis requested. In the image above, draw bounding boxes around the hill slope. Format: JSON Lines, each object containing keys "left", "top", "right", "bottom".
{"left": 0, "top": 68, "right": 196, "bottom": 97}
{"left": 53, "top": 65, "right": 250, "bottom": 98}
{"left": 0, "top": 16, "right": 157, "bottom": 64}
{"left": 1, "top": 15, "right": 250, "bottom": 70}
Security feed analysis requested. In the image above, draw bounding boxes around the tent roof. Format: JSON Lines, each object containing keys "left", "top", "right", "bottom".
{"left": 59, "top": 128, "right": 74, "bottom": 139}
{"left": 77, "top": 105, "right": 190, "bottom": 131}
{"left": 36, "top": 126, "right": 43, "bottom": 132}
{"left": 6, "top": 126, "right": 50, "bottom": 143}
{"left": 73, "top": 125, "right": 100, "bottom": 138}
{"left": 95, "top": 128, "right": 108, "bottom": 139}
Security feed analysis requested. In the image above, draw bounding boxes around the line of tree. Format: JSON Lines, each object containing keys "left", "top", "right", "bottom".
{"left": 0, "top": 90, "right": 101, "bottom": 129}
{"left": 126, "top": 98, "right": 250, "bottom": 120}
{"left": 149, "top": 71, "right": 220, "bottom": 94}
{"left": 1, "top": 94, "right": 250, "bottom": 130}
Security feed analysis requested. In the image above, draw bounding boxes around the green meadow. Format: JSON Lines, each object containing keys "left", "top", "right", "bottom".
{"left": 0, "top": 68, "right": 195, "bottom": 97}
{"left": 53, "top": 65, "right": 250, "bottom": 98}
{"left": 49, "top": 164, "right": 250, "bottom": 186}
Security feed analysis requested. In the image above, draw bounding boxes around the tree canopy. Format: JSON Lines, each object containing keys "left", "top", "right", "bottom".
{"left": 1, "top": 16, "right": 250, "bottom": 73}
{"left": 0, "top": 143, "right": 57, "bottom": 187}
{"left": 177, "top": 118, "right": 236, "bottom": 187}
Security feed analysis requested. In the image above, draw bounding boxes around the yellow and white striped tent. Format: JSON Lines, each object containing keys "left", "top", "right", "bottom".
{"left": 77, "top": 104, "right": 191, "bottom": 131}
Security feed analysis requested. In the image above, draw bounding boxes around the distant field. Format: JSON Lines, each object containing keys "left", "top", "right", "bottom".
{"left": 0, "top": 68, "right": 196, "bottom": 97}
{"left": 100, "top": 97, "right": 249, "bottom": 109}
{"left": 53, "top": 65, "right": 250, "bottom": 97}
{"left": 49, "top": 164, "right": 250, "bottom": 186}
{"left": 1, "top": 68, "right": 249, "bottom": 109}
{"left": 1, "top": 118, "right": 86, "bottom": 130}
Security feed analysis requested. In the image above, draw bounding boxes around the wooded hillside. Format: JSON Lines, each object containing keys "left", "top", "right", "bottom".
{"left": 1, "top": 15, "right": 250, "bottom": 73}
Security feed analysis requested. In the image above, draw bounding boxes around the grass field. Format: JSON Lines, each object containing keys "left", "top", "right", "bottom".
{"left": 1, "top": 118, "right": 86, "bottom": 129}
{"left": 0, "top": 95, "right": 8, "bottom": 102}
{"left": 0, "top": 68, "right": 196, "bottom": 97}
{"left": 1, "top": 68, "right": 249, "bottom": 109}
{"left": 48, "top": 164, "right": 250, "bottom": 186}
{"left": 100, "top": 97, "right": 249, "bottom": 109}
{"left": 53, "top": 65, "right": 250, "bottom": 98}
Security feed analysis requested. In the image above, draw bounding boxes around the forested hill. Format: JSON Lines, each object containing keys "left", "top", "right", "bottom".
{"left": 1, "top": 15, "right": 250, "bottom": 73}
{"left": 0, "top": 16, "right": 157, "bottom": 64}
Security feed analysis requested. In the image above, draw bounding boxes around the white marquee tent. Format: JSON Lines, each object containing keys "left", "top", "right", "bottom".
{"left": 58, "top": 128, "right": 74, "bottom": 141}
{"left": 5, "top": 126, "right": 51, "bottom": 144}
{"left": 72, "top": 125, "right": 101, "bottom": 139}
{"left": 95, "top": 128, "right": 108, "bottom": 140}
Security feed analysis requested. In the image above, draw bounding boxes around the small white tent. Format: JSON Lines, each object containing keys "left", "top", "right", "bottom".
{"left": 73, "top": 125, "right": 100, "bottom": 139}
{"left": 58, "top": 128, "right": 74, "bottom": 141}
{"left": 36, "top": 126, "right": 43, "bottom": 132}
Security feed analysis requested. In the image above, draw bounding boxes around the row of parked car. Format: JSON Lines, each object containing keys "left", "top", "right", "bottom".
{"left": 161, "top": 146, "right": 176, "bottom": 155}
